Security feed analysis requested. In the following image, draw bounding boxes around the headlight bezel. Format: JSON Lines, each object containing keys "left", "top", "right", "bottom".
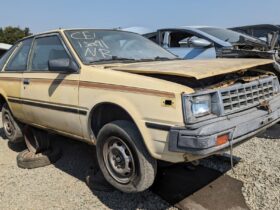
{"left": 182, "top": 90, "right": 222, "bottom": 124}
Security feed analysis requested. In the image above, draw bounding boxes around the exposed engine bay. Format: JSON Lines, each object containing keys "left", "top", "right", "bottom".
{"left": 143, "top": 66, "right": 276, "bottom": 91}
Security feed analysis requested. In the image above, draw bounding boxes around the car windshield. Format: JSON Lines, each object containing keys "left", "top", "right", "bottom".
{"left": 65, "top": 29, "right": 177, "bottom": 64}
{"left": 199, "top": 27, "right": 261, "bottom": 44}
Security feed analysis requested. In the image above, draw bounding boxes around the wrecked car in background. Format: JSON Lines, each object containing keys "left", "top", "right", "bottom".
{"left": 1, "top": 29, "right": 280, "bottom": 193}
{"left": 123, "top": 26, "right": 280, "bottom": 73}
{"left": 0, "top": 43, "right": 11, "bottom": 58}
{"left": 230, "top": 24, "right": 280, "bottom": 49}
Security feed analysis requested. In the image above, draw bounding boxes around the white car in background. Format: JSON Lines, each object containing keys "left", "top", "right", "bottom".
{"left": 0, "top": 43, "right": 12, "bottom": 58}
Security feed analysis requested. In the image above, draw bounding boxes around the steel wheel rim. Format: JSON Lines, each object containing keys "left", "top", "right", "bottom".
{"left": 103, "top": 136, "right": 136, "bottom": 184}
{"left": 3, "top": 113, "right": 14, "bottom": 137}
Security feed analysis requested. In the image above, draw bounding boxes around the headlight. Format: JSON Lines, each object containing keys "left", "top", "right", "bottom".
{"left": 182, "top": 92, "right": 221, "bottom": 123}
{"left": 191, "top": 95, "right": 211, "bottom": 117}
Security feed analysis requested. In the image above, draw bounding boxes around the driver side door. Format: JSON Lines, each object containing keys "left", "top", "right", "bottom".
{"left": 21, "top": 34, "right": 83, "bottom": 138}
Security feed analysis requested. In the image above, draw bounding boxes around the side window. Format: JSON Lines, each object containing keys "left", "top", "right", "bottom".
{"left": 5, "top": 39, "right": 32, "bottom": 71}
{"left": 0, "top": 45, "right": 17, "bottom": 71}
{"left": 145, "top": 32, "right": 157, "bottom": 43}
{"left": 30, "top": 36, "right": 69, "bottom": 71}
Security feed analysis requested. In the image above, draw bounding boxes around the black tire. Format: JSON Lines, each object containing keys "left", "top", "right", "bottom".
{"left": 24, "top": 126, "right": 50, "bottom": 154}
{"left": 96, "top": 120, "right": 157, "bottom": 193}
{"left": 2, "top": 103, "right": 23, "bottom": 143}
{"left": 17, "top": 147, "right": 61, "bottom": 169}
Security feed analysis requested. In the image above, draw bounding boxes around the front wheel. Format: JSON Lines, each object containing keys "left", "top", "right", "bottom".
{"left": 2, "top": 103, "right": 23, "bottom": 143}
{"left": 96, "top": 120, "right": 157, "bottom": 193}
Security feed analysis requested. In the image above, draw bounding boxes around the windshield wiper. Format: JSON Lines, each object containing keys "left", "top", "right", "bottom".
{"left": 89, "top": 56, "right": 136, "bottom": 63}
{"left": 141, "top": 56, "right": 180, "bottom": 61}
{"left": 89, "top": 56, "right": 180, "bottom": 64}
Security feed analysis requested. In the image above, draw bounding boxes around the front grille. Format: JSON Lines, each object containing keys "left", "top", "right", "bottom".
{"left": 220, "top": 77, "right": 276, "bottom": 114}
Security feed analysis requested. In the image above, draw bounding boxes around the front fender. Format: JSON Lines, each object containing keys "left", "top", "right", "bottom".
{"left": 81, "top": 93, "right": 159, "bottom": 159}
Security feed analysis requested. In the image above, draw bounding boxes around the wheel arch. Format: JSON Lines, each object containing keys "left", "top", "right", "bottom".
{"left": 89, "top": 102, "right": 134, "bottom": 137}
{"left": 87, "top": 100, "right": 157, "bottom": 158}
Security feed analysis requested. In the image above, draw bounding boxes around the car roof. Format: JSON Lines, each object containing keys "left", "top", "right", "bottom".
{"left": 16, "top": 28, "right": 137, "bottom": 43}
{"left": 16, "top": 29, "right": 63, "bottom": 41}
{"left": 231, "top": 24, "right": 280, "bottom": 29}
{"left": 181, "top": 25, "right": 211, "bottom": 28}
{"left": 120, "top": 27, "right": 155, "bottom": 35}
{"left": 179, "top": 26, "right": 222, "bottom": 29}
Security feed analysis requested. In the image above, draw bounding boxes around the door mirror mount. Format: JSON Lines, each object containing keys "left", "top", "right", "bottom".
{"left": 48, "top": 58, "right": 78, "bottom": 72}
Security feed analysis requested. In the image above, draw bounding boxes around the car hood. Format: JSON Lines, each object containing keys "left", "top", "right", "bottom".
{"left": 105, "top": 58, "right": 273, "bottom": 80}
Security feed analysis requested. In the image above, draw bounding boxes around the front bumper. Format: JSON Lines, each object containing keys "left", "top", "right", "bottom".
{"left": 169, "top": 94, "right": 280, "bottom": 156}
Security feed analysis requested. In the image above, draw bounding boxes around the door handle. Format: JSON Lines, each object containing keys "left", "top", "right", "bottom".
{"left": 23, "top": 78, "right": 30, "bottom": 85}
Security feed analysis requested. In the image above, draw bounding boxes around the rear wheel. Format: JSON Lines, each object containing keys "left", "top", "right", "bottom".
{"left": 2, "top": 103, "right": 23, "bottom": 143}
{"left": 96, "top": 120, "right": 157, "bottom": 193}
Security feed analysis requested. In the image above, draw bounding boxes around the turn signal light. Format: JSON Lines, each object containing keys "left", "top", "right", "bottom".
{"left": 216, "top": 134, "right": 229, "bottom": 146}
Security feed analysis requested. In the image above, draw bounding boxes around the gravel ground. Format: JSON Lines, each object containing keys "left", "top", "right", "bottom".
{"left": 0, "top": 114, "right": 280, "bottom": 209}
{"left": 201, "top": 125, "right": 280, "bottom": 210}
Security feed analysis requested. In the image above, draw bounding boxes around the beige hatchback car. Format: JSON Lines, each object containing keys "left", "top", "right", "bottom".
{"left": 0, "top": 29, "right": 280, "bottom": 192}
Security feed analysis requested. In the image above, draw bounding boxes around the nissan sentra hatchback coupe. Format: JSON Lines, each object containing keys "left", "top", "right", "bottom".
{"left": 0, "top": 29, "right": 280, "bottom": 192}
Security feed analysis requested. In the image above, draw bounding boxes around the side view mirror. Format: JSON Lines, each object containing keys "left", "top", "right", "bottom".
{"left": 189, "top": 38, "right": 212, "bottom": 48}
{"left": 48, "top": 58, "right": 78, "bottom": 72}
{"left": 179, "top": 37, "right": 212, "bottom": 48}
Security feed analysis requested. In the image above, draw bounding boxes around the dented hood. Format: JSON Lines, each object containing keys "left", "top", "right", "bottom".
{"left": 108, "top": 58, "right": 273, "bottom": 80}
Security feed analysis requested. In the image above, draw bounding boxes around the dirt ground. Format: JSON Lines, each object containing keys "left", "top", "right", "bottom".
{"left": 0, "top": 115, "right": 279, "bottom": 210}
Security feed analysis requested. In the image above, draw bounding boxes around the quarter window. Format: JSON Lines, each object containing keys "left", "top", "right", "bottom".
{"left": 30, "top": 36, "right": 69, "bottom": 71}
{"left": 5, "top": 39, "right": 32, "bottom": 71}
{"left": 0, "top": 45, "right": 17, "bottom": 71}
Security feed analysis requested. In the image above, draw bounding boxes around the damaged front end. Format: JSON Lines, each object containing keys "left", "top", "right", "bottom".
{"left": 168, "top": 70, "right": 280, "bottom": 157}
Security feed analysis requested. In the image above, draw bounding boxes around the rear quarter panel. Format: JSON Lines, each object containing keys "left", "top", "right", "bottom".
{"left": 0, "top": 73, "right": 24, "bottom": 120}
